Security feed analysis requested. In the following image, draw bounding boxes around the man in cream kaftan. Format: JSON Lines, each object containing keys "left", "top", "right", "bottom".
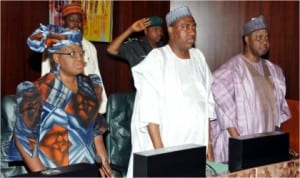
{"left": 126, "top": 6, "right": 216, "bottom": 177}
{"left": 127, "top": 44, "right": 216, "bottom": 177}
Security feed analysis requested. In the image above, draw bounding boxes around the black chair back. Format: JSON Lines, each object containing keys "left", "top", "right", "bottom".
{"left": 105, "top": 92, "right": 135, "bottom": 177}
{"left": 1, "top": 95, "right": 28, "bottom": 177}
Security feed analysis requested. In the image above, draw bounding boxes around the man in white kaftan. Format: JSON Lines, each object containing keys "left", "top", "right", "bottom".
{"left": 42, "top": 3, "right": 107, "bottom": 113}
{"left": 126, "top": 6, "right": 216, "bottom": 177}
{"left": 210, "top": 15, "right": 291, "bottom": 163}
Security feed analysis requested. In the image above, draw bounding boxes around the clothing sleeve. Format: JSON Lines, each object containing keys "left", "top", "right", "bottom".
{"left": 118, "top": 40, "right": 144, "bottom": 67}
{"left": 212, "top": 67, "right": 238, "bottom": 130}
{"left": 83, "top": 40, "right": 103, "bottom": 86}
{"left": 93, "top": 113, "right": 108, "bottom": 136}
{"left": 41, "top": 57, "right": 51, "bottom": 76}
{"left": 118, "top": 41, "right": 134, "bottom": 61}
{"left": 13, "top": 81, "right": 42, "bottom": 158}
{"left": 199, "top": 51, "right": 217, "bottom": 120}
{"left": 192, "top": 49, "right": 216, "bottom": 120}
{"left": 272, "top": 64, "right": 291, "bottom": 124}
{"left": 83, "top": 39, "right": 107, "bottom": 114}
{"left": 85, "top": 74, "right": 108, "bottom": 135}
{"left": 207, "top": 80, "right": 217, "bottom": 120}
{"left": 132, "top": 49, "right": 163, "bottom": 131}
{"left": 88, "top": 74, "right": 103, "bottom": 101}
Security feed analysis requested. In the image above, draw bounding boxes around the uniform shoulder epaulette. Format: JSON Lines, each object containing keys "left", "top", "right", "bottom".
{"left": 124, "top": 37, "right": 139, "bottom": 43}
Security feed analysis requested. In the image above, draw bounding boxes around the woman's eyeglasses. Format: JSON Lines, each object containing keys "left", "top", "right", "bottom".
{"left": 56, "top": 50, "right": 85, "bottom": 58}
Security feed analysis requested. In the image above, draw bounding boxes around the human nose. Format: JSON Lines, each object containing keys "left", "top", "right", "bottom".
{"left": 188, "top": 27, "right": 196, "bottom": 36}
{"left": 75, "top": 54, "right": 84, "bottom": 64}
{"left": 73, "top": 20, "right": 82, "bottom": 27}
{"left": 262, "top": 38, "right": 269, "bottom": 44}
{"left": 157, "top": 29, "right": 163, "bottom": 37}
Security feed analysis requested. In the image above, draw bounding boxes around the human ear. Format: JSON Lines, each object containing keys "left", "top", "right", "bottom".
{"left": 53, "top": 53, "right": 60, "bottom": 64}
{"left": 244, "top": 35, "right": 250, "bottom": 44}
{"left": 167, "top": 26, "right": 173, "bottom": 34}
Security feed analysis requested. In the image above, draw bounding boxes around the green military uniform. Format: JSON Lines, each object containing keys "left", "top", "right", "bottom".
{"left": 117, "top": 16, "right": 164, "bottom": 67}
{"left": 118, "top": 38, "right": 154, "bottom": 67}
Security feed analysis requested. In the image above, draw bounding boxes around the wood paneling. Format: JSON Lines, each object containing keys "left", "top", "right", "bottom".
{"left": 0, "top": 1, "right": 169, "bottom": 98}
{"left": 281, "top": 99, "right": 299, "bottom": 153}
{"left": 1, "top": 1, "right": 298, "bottom": 101}
{"left": 1, "top": 1, "right": 48, "bottom": 97}
{"left": 172, "top": 1, "right": 299, "bottom": 100}
{"left": 96, "top": 1, "right": 170, "bottom": 95}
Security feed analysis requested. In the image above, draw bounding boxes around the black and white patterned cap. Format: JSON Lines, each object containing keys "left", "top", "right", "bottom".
{"left": 243, "top": 15, "right": 268, "bottom": 36}
{"left": 166, "top": 6, "right": 192, "bottom": 26}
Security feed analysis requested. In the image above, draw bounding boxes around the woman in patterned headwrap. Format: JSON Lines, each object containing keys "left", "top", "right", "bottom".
{"left": 9, "top": 24, "right": 114, "bottom": 177}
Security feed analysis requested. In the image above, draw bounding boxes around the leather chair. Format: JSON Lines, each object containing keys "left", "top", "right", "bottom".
{"left": 1, "top": 95, "right": 28, "bottom": 177}
{"left": 104, "top": 92, "right": 135, "bottom": 177}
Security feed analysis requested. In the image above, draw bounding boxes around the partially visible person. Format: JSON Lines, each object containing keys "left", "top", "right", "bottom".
{"left": 8, "top": 24, "right": 114, "bottom": 177}
{"left": 210, "top": 15, "right": 291, "bottom": 163}
{"left": 107, "top": 16, "right": 164, "bottom": 68}
{"left": 126, "top": 6, "right": 216, "bottom": 177}
{"left": 42, "top": 2, "right": 107, "bottom": 114}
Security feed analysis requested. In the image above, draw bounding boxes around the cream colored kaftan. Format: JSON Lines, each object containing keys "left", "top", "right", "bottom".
{"left": 126, "top": 45, "right": 216, "bottom": 177}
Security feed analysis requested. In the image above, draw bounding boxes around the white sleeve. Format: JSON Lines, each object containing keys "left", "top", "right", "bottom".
{"left": 41, "top": 57, "right": 51, "bottom": 76}
{"left": 132, "top": 49, "right": 164, "bottom": 131}
{"left": 82, "top": 39, "right": 107, "bottom": 114}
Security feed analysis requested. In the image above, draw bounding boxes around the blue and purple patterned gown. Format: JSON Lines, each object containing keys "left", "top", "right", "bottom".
{"left": 9, "top": 72, "right": 107, "bottom": 168}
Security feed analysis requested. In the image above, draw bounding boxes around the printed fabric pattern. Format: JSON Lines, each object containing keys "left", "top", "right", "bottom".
{"left": 9, "top": 72, "right": 107, "bottom": 168}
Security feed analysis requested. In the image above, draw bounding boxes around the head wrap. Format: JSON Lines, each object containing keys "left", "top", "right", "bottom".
{"left": 166, "top": 6, "right": 193, "bottom": 26}
{"left": 243, "top": 15, "right": 268, "bottom": 36}
{"left": 27, "top": 24, "right": 82, "bottom": 53}
{"left": 149, "top": 16, "right": 163, "bottom": 27}
{"left": 62, "top": 2, "right": 82, "bottom": 18}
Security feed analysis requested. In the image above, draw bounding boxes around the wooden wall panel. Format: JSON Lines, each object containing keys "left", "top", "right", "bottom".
{"left": 172, "top": 1, "right": 299, "bottom": 100}
{"left": 1, "top": 1, "right": 48, "bottom": 97}
{"left": 96, "top": 1, "right": 170, "bottom": 95}
{"left": 281, "top": 99, "right": 299, "bottom": 153}
{"left": 0, "top": 1, "right": 170, "bottom": 98}
{"left": 244, "top": 1, "right": 299, "bottom": 100}
{"left": 1, "top": 1, "right": 298, "bottom": 101}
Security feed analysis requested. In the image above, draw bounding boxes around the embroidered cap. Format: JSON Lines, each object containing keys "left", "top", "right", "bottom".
{"left": 27, "top": 24, "right": 82, "bottom": 53}
{"left": 166, "top": 6, "right": 193, "bottom": 26}
{"left": 62, "top": 2, "right": 87, "bottom": 25}
{"left": 243, "top": 15, "right": 268, "bottom": 36}
{"left": 62, "top": 2, "right": 82, "bottom": 17}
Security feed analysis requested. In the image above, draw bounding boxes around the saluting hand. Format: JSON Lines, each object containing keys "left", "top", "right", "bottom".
{"left": 130, "top": 18, "right": 151, "bottom": 32}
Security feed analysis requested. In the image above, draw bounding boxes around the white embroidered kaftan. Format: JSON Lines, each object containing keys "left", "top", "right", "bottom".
{"left": 126, "top": 45, "right": 216, "bottom": 177}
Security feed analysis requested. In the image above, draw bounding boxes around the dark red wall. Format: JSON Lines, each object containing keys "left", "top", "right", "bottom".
{"left": 1, "top": 1, "right": 299, "bottom": 100}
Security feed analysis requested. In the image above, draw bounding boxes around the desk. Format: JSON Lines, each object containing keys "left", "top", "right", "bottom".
{"left": 213, "top": 159, "right": 299, "bottom": 177}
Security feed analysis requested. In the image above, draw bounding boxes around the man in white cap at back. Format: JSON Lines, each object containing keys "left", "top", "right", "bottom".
{"left": 126, "top": 5, "right": 216, "bottom": 177}
{"left": 210, "top": 15, "right": 291, "bottom": 163}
